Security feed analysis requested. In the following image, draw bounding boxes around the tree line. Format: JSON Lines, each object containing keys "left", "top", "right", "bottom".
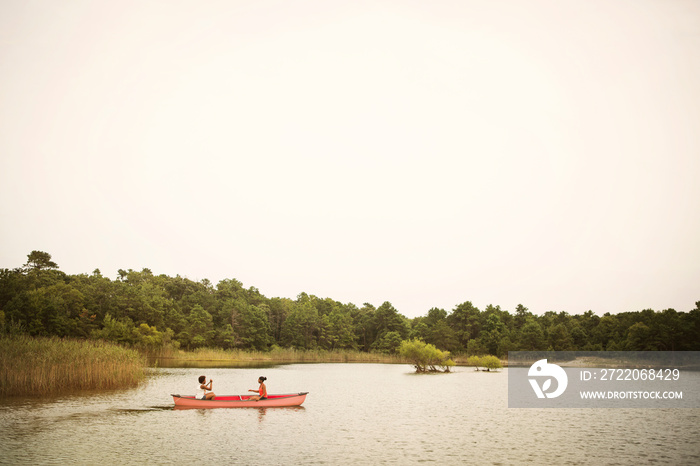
{"left": 1, "top": 251, "right": 698, "bottom": 355}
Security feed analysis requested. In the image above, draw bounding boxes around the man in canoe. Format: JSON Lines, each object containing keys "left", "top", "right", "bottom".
{"left": 197, "top": 375, "right": 216, "bottom": 400}
{"left": 248, "top": 376, "right": 267, "bottom": 401}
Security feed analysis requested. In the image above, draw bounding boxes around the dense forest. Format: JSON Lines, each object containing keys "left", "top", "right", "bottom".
{"left": 1, "top": 251, "right": 698, "bottom": 355}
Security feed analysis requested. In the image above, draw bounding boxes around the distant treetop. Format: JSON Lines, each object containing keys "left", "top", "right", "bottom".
{"left": 23, "top": 251, "right": 58, "bottom": 271}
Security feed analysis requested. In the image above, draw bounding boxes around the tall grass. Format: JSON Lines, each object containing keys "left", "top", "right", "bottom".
{"left": 0, "top": 335, "right": 146, "bottom": 396}
{"left": 152, "top": 347, "right": 408, "bottom": 364}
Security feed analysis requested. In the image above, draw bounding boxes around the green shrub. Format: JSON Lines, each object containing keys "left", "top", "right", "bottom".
{"left": 466, "top": 354, "right": 502, "bottom": 371}
{"left": 399, "top": 338, "right": 454, "bottom": 373}
{"left": 480, "top": 355, "right": 502, "bottom": 370}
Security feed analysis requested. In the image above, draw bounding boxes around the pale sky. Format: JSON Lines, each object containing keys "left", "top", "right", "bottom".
{"left": 1, "top": 0, "right": 699, "bottom": 318}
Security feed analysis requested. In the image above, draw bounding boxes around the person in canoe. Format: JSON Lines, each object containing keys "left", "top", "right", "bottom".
{"left": 197, "top": 375, "right": 216, "bottom": 400}
{"left": 248, "top": 376, "right": 267, "bottom": 401}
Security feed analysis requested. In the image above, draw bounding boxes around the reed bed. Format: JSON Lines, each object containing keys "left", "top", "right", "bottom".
{"left": 0, "top": 335, "right": 146, "bottom": 397}
{"left": 153, "top": 347, "right": 408, "bottom": 364}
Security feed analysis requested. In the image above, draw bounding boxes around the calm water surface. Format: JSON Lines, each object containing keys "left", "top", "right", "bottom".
{"left": 1, "top": 364, "right": 699, "bottom": 465}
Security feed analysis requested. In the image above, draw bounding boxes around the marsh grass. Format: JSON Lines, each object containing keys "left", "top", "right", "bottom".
{"left": 0, "top": 335, "right": 146, "bottom": 396}
{"left": 151, "top": 347, "right": 408, "bottom": 364}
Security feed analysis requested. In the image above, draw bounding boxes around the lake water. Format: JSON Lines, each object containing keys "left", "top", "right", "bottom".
{"left": 1, "top": 364, "right": 699, "bottom": 464}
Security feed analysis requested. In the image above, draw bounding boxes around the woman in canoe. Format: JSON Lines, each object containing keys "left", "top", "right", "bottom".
{"left": 248, "top": 376, "right": 267, "bottom": 401}
{"left": 197, "top": 375, "right": 216, "bottom": 400}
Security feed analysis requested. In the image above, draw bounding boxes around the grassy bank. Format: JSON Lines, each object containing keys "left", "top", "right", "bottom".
{"left": 151, "top": 347, "right": 408, "bottom": 364}
{"left": 150, "top": 347, "right": 506, "bottom": 366}
{"left": 0, "top": 335, "right": 146, "bottom": 397}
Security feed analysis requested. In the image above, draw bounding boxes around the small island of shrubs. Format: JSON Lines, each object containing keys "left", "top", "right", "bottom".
{"left": 399, "top": 338, "right": 455, "bottom": 373}
{"left": 466, "top": 355, "right": 503, "bottom": 371}
{"left": 398, "top": 338, "right": 503, "bottom": 373}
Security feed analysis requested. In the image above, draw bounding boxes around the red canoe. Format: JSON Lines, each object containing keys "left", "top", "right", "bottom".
{"left": 171, "top": 392, "right": 308, "bottom": 408}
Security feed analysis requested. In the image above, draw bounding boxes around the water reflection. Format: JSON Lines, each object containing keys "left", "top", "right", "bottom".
{"left": 171, "top": 404, "right": 305, "bottom": 413}
{"left": 114, "top": 406, "right": 174, "bottom": 413}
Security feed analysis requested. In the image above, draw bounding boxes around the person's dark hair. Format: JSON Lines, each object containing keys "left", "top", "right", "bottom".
{"left": 199, "top": 375, "right": 206, "bottom": 384}
{"left": 259, "top": 376, "right": 267, "bottom": 382}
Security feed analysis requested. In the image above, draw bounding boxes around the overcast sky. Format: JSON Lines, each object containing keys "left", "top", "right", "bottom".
{"left": 1, "top": 0, "right": 699, "bottom": 318}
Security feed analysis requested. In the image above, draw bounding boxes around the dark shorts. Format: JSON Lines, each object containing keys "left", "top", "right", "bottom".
{"left": 200, "top": 394, "right": 207, "bottom": 400}
{"left": 260, "top": 396, "right": 267, "bottom": 400}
